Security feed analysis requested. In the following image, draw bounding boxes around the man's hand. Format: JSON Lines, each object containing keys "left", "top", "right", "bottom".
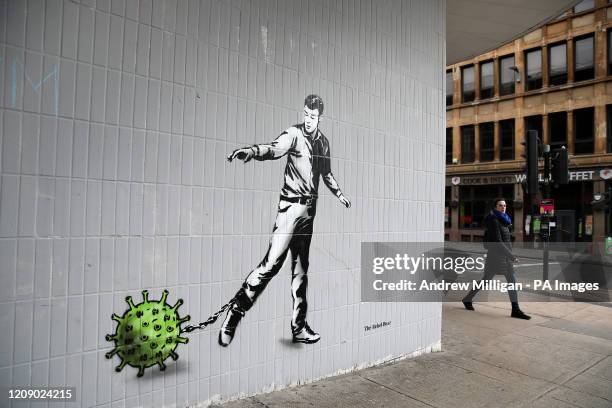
{"left": 227, "top": 147, "right": 255, "bottom": 163}
{"left": 339, "top": 194, "right": 351, "bottom": 208}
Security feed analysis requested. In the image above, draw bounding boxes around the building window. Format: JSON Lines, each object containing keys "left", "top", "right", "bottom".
{"left": 574, "top": 35, "right": 594, "bottom": 82}
{"left": 573, "top": 0, "right": 594, "bottom": 13}
{"left": 446, "top": 128, "right": 453, "bottom": 164}
{"left": 499, "top": 119, "right": 515, "bottom": 161}
{"left": 525, "top": 116, "right": 542, "bottom": 136}
{"left": 461, "top": 125, "right": 475, "bottom": 163}
{"left": 479, "top": 61, "right": 494, "bottom": 99}
{"left": 574, "top": 108, "right": 594, "bottom": 155}
{"left": 446, "top": 70, "right": 453, "bottom": 106}
{"left": 608, "top": 29, "right": 612, "bottom": 75}
{"left": 548, "top": 42, "right": 567, "bottom": 86}
{"left": 499, "top": 55, "right": 515, "bottom": 96}
{"left": 607, "top": 106, "right": 612, "bottom": 153}
{"left": 459, "top": 185, "right": 514, "bottom": 229}
{"left": 461, "top": 66, "right": 475, "bottom": 102}
{"left": 548, "top": 112, "right": 567, "bottom": 151}
{"left": 479, "top": 122, "right": 494, "bottom": 162}
{"left": 525, "top": 48, "right": 542, "bottom": 91}
{"left": 524, "top": 116, "right": 542, "bottom": 160}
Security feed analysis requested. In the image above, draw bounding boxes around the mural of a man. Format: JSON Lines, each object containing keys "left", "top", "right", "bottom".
{"left": 220, "top": 95, "right": 351, "bottom": 346}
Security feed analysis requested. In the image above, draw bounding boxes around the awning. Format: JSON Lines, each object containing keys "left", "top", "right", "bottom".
{"left": 447, "top": 0, "right": 581, "bottom": 65}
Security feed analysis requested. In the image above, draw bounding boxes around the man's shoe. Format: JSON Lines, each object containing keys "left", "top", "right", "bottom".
{"left": 511, "top": 309, "right": 531, "bottom": 320}
{"left": 292, "top": 323, "right": 320, "bottom": 344}
{"left": 462, "top": 300, "right": 474, "bottom": 311}
{"left": 218, "top": 307, "right": 244, "bottom": 347}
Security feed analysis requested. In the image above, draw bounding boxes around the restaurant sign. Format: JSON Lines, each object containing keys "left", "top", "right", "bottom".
{"left": 448, "top": 169, "right": 602, "bottom": 186}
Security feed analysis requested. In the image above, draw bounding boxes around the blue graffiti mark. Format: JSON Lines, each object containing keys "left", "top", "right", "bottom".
{"left": 0, "top": 56, "right": 60, "bottom": 115}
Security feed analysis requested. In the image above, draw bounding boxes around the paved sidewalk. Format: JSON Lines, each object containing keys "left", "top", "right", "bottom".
{"left": 214, "top": 302, "right": 612, "bottom": 408}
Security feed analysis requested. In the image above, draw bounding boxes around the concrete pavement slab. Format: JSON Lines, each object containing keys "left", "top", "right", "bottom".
{"left": 526, "top": 393, "right": 605, "bottom": 408}
{"left": 531, "top": 386, "right": 612, "bottom": 408}
{"left": 443, "top": 302, "right": 549, "bottom": 334}
{"left": 435, "top": 353, "right": 554, "bottom": 393}
{"left": 255, "top": 373, "right": 431, "bottom": 408}
{"left": 553, "top": 304, "right": 612, "bottom": 332}
{"left": 361, "top": 361, "right": 512, "bottom": 408}
{"left": 214, "top": 373, "right": 431, "bottom": 408}
{"left": 539, "top": 318, "right": 612, "bottom": 340}
{"left": 585, "top": 355, "right": 612, "bottom": 381}
{"left": 212, "top": 400, "right": 265, "bottom": 408}
{"left": 563, "top": 370, "right": 612, "bottom": 401}
{"left": 465, "top": 332, "right": 604, "bottom": 384}
{"left": 514, "top": 325, "right": 612, "bottom": 356}
{"left": 360, "top": 356, "right": 547, "bottom": 408}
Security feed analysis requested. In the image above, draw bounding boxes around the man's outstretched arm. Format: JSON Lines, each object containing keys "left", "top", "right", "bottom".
{"left": 227, "top": 130, "right": 296, "bottom": 162}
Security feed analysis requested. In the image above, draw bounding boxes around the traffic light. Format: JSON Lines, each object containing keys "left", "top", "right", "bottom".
{"left": 521, "top": 130, "right": 539, "bottom": 195}
{"left": 551, "top": 146, "right": 569, "bottom": 185}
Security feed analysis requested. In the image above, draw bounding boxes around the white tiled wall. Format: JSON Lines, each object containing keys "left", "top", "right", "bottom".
{"left": 0, "top": 0, "right": 445, "bottom": 406}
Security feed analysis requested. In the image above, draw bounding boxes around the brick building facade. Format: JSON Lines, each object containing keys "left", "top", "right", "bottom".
{"left": 445, "top": 0, "right": 612, "bottom": 244}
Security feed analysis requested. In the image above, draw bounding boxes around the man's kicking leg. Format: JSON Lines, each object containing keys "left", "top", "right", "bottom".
{"left": 219, "top": 202, "right": 296, "bottom": 347}
{"left": 289, "top": 224, "right": 319, "bottom": 343}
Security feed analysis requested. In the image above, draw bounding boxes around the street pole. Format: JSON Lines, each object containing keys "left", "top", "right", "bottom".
{"left": 609, "top": 186, "right": 612, "bottom": 237}
{"left": 542, "top": 145, "right": 551, "bottom": 281}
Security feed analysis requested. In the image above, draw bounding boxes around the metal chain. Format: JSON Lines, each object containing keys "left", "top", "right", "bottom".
{"left": 180, "top": 296, "right": 236, "bottom": 333}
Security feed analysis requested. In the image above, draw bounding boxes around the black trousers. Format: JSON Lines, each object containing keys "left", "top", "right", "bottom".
{"left": 237, "top": 199, "right": 315, "bottom": 332}
{"left": 463, "top": 256, "right": 518, "bottom": 303}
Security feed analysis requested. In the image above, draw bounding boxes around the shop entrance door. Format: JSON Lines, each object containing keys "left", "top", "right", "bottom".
{"left": 554, "top": 210, "right": 575, "bottom": 242}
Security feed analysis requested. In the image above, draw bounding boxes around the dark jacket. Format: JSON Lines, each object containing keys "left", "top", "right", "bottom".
{"left": 483, "top": 211, "right": 514, "bottom": 276}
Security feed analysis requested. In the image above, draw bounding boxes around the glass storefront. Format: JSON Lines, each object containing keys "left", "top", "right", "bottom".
{"left": 545, "top": 182, "right": 593, "bottom": 242}
{"left": 445, "top": 176, "right": 598, "bottom": 243}
{"left": 458, "top": 185, "right": 514, "bottom": 229}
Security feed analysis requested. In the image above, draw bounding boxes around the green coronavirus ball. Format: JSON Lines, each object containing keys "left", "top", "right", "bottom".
{"left": 106, "top": 290, "right": 190, "bottom": 377}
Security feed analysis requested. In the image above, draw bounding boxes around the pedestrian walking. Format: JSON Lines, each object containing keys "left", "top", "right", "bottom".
{"left": 462, "top": 198, "right": 531, "bottom": 319}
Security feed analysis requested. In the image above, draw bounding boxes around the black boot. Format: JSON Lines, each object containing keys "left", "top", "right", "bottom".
{"left": 218, "top": 305, "right": 244, "bottom": 347}
{"left": 511, "top": 302, "right": 531, "bottom": 320}
{"left": 462, "top": 300, "right": 474, "bottom": 310}
{"left": 218, "top": 288, "right": 252, "bottom": 347}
